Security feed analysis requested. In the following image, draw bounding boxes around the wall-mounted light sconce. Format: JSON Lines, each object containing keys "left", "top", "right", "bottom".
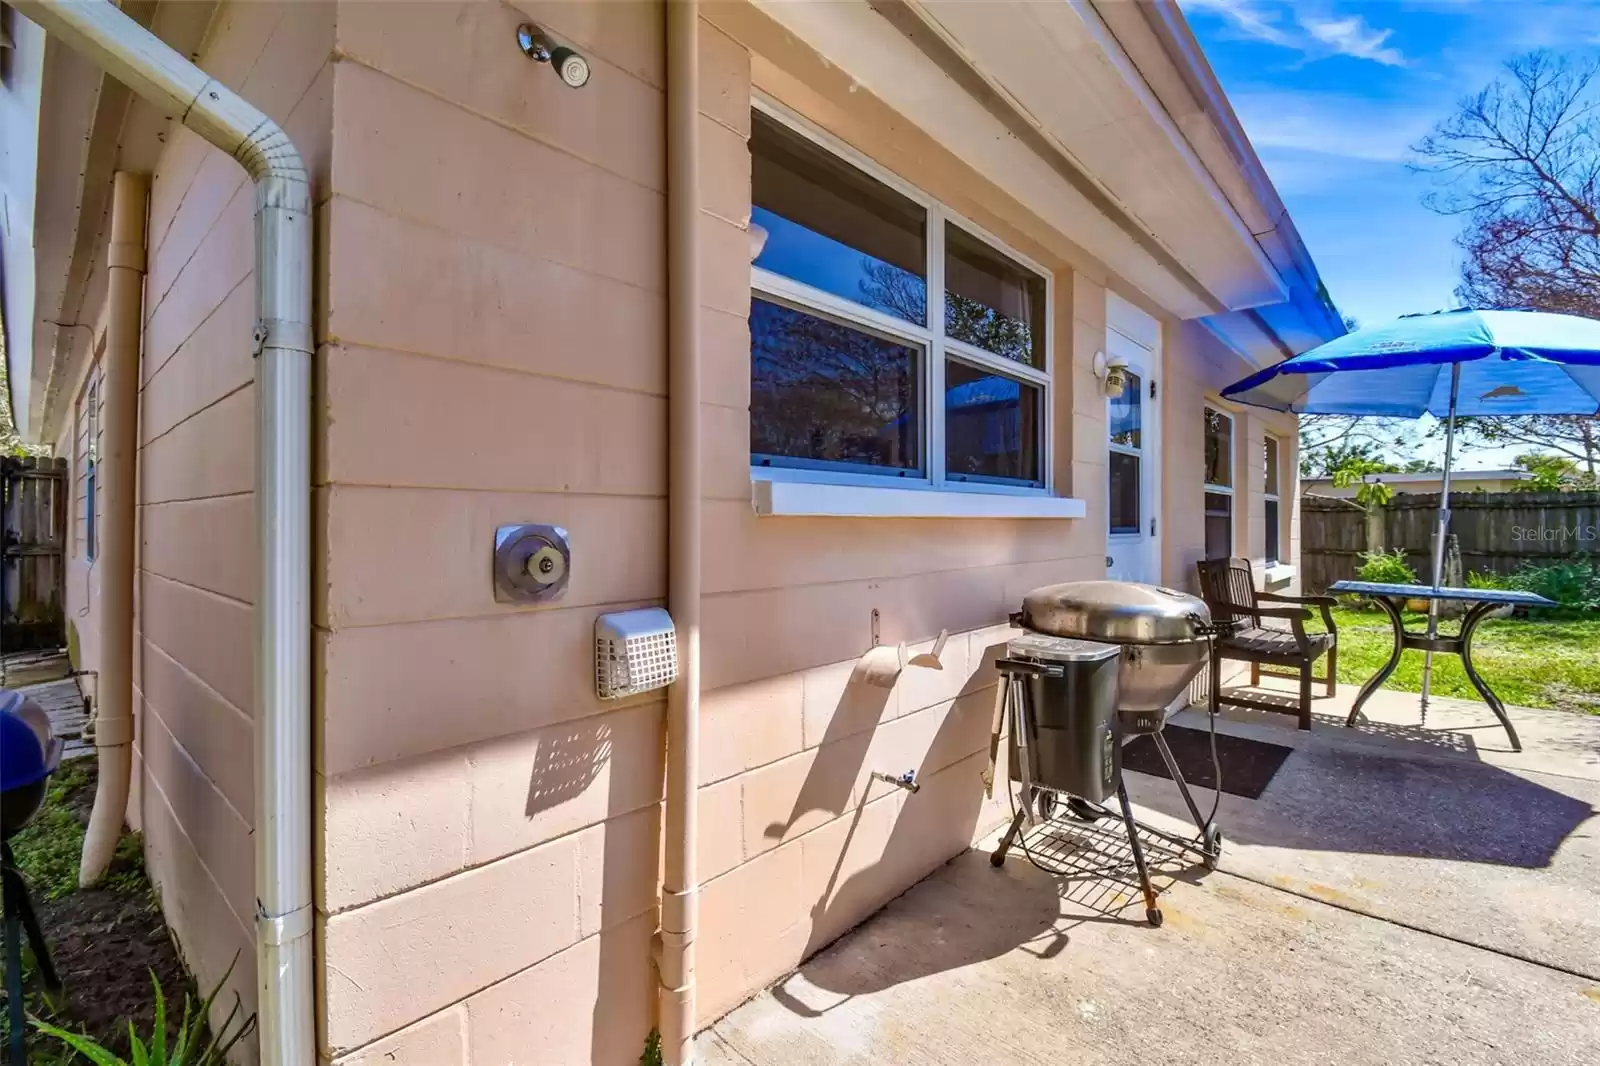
{"left": 748, "top": 222, "right": 769, "bottom": 263}
{"left": 1093, "top": 349, "right": 1131, "bottom": 399}
{"left": 517, "top": 23, "right": 590, "bottom": 88}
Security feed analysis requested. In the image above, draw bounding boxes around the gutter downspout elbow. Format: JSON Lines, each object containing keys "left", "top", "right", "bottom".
{"left": 661, "top": 1, "right": 702, "bottom": 1063}
{"left": 79, "top": 171, "right": 146, "bottom": 889}
{"left": 14, "top": 3, "right": 315, "bottom": 1063}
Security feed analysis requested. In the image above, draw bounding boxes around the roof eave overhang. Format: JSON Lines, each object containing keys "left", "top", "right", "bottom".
{"left": 4, "top": 0, "right": 212, "bottom": 444}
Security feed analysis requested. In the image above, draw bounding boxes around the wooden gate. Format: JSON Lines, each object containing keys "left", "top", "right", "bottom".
{"left": 2, "top": 456, "right": 68, "bottom": 652}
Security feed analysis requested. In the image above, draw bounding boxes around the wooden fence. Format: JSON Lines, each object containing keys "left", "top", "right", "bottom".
{"left": 1301, "top": 489, "right": 1600, "bottom": 594}
{"left": 2, "top": 456, "right": 68, "bottom": 652}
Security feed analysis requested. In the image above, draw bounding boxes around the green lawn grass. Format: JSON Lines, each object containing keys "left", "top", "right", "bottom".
{"left": 1308, "top": 607, "right": 1600, "bottom": 713}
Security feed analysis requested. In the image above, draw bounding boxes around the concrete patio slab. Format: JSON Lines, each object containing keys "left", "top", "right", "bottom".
{"left": 700, "top": 687, "right": 1600, "bottom": 1065}
{"left": 701, "top": 847, "right": 1599, "bottom": 1066}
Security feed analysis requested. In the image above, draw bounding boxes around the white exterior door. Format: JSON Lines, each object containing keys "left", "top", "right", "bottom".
{"left": 1105, "top": 319, "right": 1161, "bottom": 584}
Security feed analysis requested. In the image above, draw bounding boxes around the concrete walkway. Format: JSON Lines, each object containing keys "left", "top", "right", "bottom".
{"left": 700, "top": 684, "right": 1600, "bottom": 1066}
{"left": 3, "top": 648, "right": 92, "bottom": 760}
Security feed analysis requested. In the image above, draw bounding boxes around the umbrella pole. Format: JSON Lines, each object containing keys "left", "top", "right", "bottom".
{"left": 1419, "top": 363, "right": 1463, "bottom": 719}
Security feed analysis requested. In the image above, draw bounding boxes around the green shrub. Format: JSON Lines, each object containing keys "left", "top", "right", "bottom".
{"left": 1466, "top": 570, "right": 1513, "bottom": 591}
{"left": 1356, "top": 548, "right": 1417, "bottom": 586}
{"left": 1506, "top": 561, "right": 1600, "bottom": 610}
{"left": 31, "top": 959, "right": 253, "bottom": 1066}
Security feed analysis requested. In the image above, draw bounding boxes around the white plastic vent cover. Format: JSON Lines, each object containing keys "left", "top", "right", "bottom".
{"left": 595, "top": 607, "right": 678, "bottom": 700}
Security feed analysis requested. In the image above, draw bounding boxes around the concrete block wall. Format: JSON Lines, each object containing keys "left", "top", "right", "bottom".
{"left": 314, "top": 1, "right": 1104, "bottom": 1062}
{"left": 314, "top": 1, "right": 673, "bottom": 1062}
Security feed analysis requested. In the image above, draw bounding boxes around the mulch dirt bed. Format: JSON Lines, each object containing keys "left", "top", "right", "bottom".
{"left": 2, "top": 759, "right": 191, "bottom": 1061}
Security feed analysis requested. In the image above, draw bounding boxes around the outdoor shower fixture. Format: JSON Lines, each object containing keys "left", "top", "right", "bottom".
{"left": 517, "top": 23, "right": 591, "bottom": 88}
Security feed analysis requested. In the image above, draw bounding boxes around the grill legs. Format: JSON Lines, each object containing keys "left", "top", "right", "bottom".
{"left": 1114, "top": 780, "right": 1163, "bottom": 927}
{"left": 4, "top": 840, "right": 62, "bottom": 1065}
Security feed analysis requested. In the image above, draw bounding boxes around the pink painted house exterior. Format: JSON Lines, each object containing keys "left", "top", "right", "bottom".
{"left": 3, "top": 2, "right": 1340, "bottom": 1063}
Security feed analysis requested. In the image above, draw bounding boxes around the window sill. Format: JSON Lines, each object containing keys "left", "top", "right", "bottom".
{"left": 752, "top": 480, "right": 1087, "bottom": 519}
{"left": 1263, "top": 563, "right": 1297, "bottom": 587}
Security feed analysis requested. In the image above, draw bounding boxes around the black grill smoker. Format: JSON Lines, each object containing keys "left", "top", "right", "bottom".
{"left": 987, "top": 581, "right": 1227, "bottom": 927}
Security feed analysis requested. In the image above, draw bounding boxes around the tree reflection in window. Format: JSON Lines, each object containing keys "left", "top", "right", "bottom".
{"left": 945, "top": 223, "right": 1045, "bottom": 367}
{"left": 751, "top": 298, "right": 921, "bottom": 472}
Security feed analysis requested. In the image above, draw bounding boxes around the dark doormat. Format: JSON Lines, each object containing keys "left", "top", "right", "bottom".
{"left": 1122, "top": 724, "right": 1294, "bottom": 799}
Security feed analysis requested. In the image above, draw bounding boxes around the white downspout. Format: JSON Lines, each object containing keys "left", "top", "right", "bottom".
{"left": 661, "top": 1, "right": 702, "bottom": 1063}
{"left": 78, "top": 170, "right": 146, "bottom": 888}
{"left": 14, "top": 3, "right": 315, "bottom": 1063}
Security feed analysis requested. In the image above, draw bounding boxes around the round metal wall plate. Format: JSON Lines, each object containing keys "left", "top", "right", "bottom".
{"left": 494, "top": 524, "right": 572, "bottom": 603}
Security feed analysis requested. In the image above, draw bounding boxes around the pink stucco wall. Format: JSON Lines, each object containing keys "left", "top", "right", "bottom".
{"left": 311, "top": 1, "right": 1110, "bottom": 1061}
{"left": 1161, "top": 321, "right": 1301, "bottom": 595}
{"left": 312, "top": 2, "right": 1301, "bottom": 1062}
{"left": 51, "top": 2, "right": 1302, "bottom": 1063}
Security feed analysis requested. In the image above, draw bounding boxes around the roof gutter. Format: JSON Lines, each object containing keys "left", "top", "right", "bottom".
{"left": 12, "top": 3, "right": 314, "bottom": 1063}
{"left": 1131, "top": 0, "right": 1345, "bottom": 342}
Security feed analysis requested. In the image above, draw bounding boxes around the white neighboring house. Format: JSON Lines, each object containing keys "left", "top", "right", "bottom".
{"left": 1303, "top": 469, "right": 1534, "bottom": 498}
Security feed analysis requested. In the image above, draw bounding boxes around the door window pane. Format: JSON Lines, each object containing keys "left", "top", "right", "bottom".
{"left": 1110, "top": 452, "right": 1140, "bottom": 534}
{"left": 944, "top": 222, "right": 1045, "bottom": 368}
{"left": 1109, "top": 372, "right": 1142, "bottom": 448}
{"left": 1204, "top": 408, "right": 1233, "bottom": 487}
{"left": 1265, "top": 499, "right": 1281, "bottom": 566}
{"left": 751, "top": 298, "right": 921, "bottom": 472}
{"left": 1205, "top": 491, "right": 1233, "bottom": 560}
{"left": 751, "top": 111, "right": 927, "bottom": 325}
{"left": 944, "top": 359, "right": 1041, "bottom": 484}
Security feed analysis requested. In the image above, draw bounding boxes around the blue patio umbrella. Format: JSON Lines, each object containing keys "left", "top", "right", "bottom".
{"left": 1221, "top": 308, "right": 1600, "bottom": 709}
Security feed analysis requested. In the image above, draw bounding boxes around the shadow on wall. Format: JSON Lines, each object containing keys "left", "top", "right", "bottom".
{"left": 525, "top": 718, "right": 614, "bottom": 819}
{"left": 502, "top": 714, "right": 658, "bottom": 1062}
{"left": 762, "top": 637, "right": 1216, "bottom": 1017}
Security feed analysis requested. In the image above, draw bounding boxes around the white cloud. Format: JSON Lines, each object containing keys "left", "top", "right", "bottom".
{"left": 1303, "top": 15, "right": 1407, "bottom": 67}
{"left": 1183, "top": 0, "right": 1297, "bottom": 47}
{"left": 1229, "top": 90, "right": 1438, "bottom": 163}
{"left": 1181, "top": 1, "right": 1408, "bottom": 67}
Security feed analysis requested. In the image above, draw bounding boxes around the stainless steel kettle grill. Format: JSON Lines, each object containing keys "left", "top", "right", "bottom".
{"left": 986, "top": 580, "right": 1228, "bottom": 927}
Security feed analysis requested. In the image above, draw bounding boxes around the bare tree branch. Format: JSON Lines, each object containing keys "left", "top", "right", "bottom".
{"left": 1413, "top": 49, "right": 1600, "bottom": 471}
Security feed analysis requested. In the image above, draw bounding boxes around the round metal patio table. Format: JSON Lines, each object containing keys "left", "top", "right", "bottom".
{"left": 1326, "top": 582, "right": 1558, "bottom": 753}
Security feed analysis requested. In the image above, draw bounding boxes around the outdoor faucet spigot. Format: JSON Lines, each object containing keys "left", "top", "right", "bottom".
{"left": 874, "top": 770, "right": 920, "bottom": 794}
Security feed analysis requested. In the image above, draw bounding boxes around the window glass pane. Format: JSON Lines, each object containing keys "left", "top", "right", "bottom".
{"left": 944, "top": 359, "right": 1041, "bottom": 484}
{"left": 944, "top": 223, "right": 1045, "bottom": 368}
{"left": 1204, "top": 490, "right": 1232, "bottom": 560}
{"left": 1264, "top": 435, "right": 1280, "bottom": 496}
{"left": 1109, "top": 372, "right": 1142, "bottom": 448}
{"left": 1265, "top": 499, "right": 1280, "bottom": 566}
{"left": 1204, "top": 409, "right": 1233, "bottom": 487}
{"left": 751, "top": 298, "right": 921, "bottom": 472}
{"left": 1109, "top": 452, "right": 1140, "bottom": 534}
{"left": 751, "top": 111, "right": 927, "bottom": 326}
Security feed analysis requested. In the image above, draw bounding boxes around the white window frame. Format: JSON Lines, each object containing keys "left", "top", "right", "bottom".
{"left": 1263, "top": 432, "right": 1282, "bottom": 567}
{"left": 1203, "top": 403, "right": 1235, "bottom": 559}
{"left": 748, "top": 95, "right": 1055, "bottom": 500}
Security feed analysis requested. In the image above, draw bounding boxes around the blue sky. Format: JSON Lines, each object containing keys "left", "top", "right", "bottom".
{"left": 1184, "top": 0, "right": 1600, "bottom": 464}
